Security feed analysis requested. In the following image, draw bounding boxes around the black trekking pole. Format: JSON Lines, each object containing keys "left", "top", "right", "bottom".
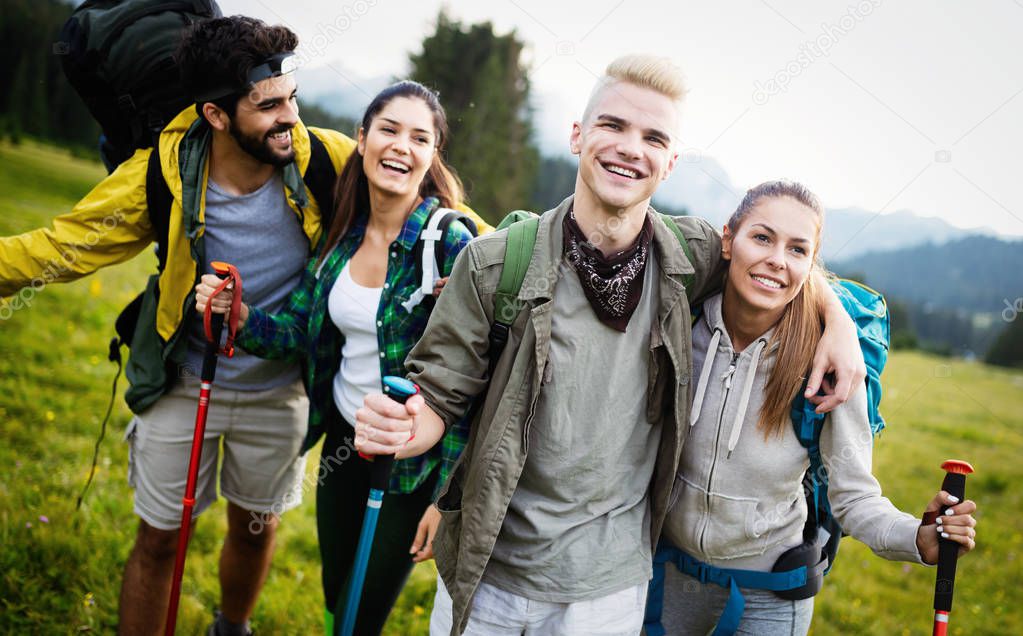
{"left": 932, "top": 459, "right": 974, "bottom": 636}
{"left": 337, "top": 376, "right": 419, "bottom": 636}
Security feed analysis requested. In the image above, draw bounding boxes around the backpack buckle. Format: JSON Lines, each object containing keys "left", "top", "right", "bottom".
{"left": 488, "top": 322, "right": 510, "bottom": 350}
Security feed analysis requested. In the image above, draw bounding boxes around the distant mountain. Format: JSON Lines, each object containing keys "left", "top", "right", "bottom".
{"left": 298, "top": 64, "right": 391, "bottom": 121}
{"left": 830, "top": 235, "right": 1023, "bottom": 315}
{"left": 301, "top": 64, "right": 1002, "bottom": 260}
{"left": 649, "top": 156, "right": 1000, "bottom": 260}
{"left": 820, "top": 208, "right": 998, "bottom": 262}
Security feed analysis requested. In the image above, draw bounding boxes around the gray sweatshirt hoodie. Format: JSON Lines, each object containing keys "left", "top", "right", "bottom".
{"left": 662, "top": 293, "right": 924, "bottom": 571}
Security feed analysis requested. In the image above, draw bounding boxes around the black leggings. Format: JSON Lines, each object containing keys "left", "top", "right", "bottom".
{"left": 317, "top": 410, "right": 438, "bottom": 635}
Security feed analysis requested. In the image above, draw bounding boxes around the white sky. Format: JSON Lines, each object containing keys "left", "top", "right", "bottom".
{"left": 222, "top": 0, "right": 1023, "bottom": 236}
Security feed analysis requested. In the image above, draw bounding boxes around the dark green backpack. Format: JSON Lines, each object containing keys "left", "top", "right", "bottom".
{"left": 57, "top": 0, "right": 223, "bottom": 171}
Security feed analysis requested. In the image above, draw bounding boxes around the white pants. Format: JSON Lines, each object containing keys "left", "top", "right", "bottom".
{"left": 429, "top": 574, "right": 647, "bottom": 636}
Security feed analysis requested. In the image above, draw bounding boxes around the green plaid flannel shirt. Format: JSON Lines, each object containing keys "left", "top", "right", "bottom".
{"left": 236, "top": 197, "right": 473, "bottom": 498}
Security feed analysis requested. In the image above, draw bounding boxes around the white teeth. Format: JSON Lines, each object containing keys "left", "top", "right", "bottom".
{"left": 382, "top": 160, "right": 410, "bottom": 173}
{"left": 752, "top": 275, "right": 782, "bottom": 289}
{"left": 604, "top": 163, "right": 638, "bottom": 178}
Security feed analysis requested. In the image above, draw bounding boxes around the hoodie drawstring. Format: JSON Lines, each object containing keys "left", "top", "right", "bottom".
{"left": 689, "top": 328, "right": 722, "bottom": 426}
{"left": 726, "top": 338, "right": 767, "bottom": 459}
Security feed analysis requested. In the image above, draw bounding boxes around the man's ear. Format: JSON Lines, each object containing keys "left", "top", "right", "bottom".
{"left": 721, "top": 224, "right": 733, "bottom": 260}
{"left": 202, "top": 103, "right": 229, "bottom": 131}
{"left": 569, "top": 122, "right": 583, "bottom": 156}
{"left": 662, "top": 148, "right": 680, "bottom": 182}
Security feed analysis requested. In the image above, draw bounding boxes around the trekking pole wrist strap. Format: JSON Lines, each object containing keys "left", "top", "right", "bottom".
{"left": 203, "top": 262, "right": 243, "bottom": 357}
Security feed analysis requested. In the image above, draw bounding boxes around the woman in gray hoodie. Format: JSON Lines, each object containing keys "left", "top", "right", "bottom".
{"left": 650, "top": 180, "right": 978, "bottom": 635}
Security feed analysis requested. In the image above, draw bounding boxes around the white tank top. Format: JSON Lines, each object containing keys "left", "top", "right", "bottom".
{"left": 328, "top": 261, "right": 384, "bottom": 424}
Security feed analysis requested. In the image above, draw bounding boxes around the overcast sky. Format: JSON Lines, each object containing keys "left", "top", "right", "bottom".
{"left": 221, "top": 0, "right": 1023, "bottom": 236}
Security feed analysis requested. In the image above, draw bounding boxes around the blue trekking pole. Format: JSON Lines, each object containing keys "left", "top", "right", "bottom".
{"left": 337, "top": 376, "right": 419, "bottom": 636}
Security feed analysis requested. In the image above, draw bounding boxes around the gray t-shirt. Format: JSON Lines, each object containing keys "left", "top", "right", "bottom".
{"left": 483, "top": 250, "right": 661, "bottom": 602}
{"left": 186, "top": 173, "right": 307, "bottom": 390}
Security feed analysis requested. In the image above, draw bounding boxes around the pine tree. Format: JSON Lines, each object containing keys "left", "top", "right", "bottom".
{"left": 986, "top": 317, "right": 1023, "bottom": 368}
{"left": 409, "top": 11, "right": 539, "bottom": 223}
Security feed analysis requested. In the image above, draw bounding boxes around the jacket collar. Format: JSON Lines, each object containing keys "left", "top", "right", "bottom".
{"left": 162, "top": 106, "right": 315, "bottom": 232}
{"left": 314, "top": 196, "right": 440, "bottom": 279}
{"left": 517, "top": 194, "right": 697, "bottom": 302}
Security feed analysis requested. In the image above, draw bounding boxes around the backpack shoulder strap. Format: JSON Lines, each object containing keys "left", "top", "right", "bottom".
{"left": 658, "top": 213, "right": 697, "bottom": 293}
{"left": 434, "top": 209, "right": 478, "bottom": 272}
{"left": 402, "top": 207, "right": 460, "bottom": 313}
{"left": 494, "top": 215, "right": 540, "bottom": 326}
{"left": 116, "top": 143, "right": 171, "bottom": 349}
{"left": 303, "top": 129, "right": 339, "bottom": 230}
{"left": 145, "top": 143, "right": 172, "bottom": 272}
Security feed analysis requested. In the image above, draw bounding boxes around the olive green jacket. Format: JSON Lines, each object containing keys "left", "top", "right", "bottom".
{"left": 405, "top": 195, "right": 724, "bottom": 635}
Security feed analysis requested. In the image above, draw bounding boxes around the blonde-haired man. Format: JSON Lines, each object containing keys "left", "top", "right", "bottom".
{"left": 356, "top": 54, "right": 864, "bottom": 635}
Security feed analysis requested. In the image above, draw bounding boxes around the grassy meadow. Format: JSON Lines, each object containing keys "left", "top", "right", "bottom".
{"left": 1, "top": 139, "right": 1021, "bottom": 634}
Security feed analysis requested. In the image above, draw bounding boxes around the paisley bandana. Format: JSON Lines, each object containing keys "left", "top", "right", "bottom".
{"left": 563, "top": 210, "right": 653, "bottom": 332}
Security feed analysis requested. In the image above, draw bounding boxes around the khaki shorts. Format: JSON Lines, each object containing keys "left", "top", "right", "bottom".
{"left": 124, "top": 377, "right": 309, "bottom": 531}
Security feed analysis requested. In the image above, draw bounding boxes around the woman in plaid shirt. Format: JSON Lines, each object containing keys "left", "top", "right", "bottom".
{"left": 196, "top": 80, "right": 485, "bottom": 634}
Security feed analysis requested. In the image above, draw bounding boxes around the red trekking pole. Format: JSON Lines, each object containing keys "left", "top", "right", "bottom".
{"left": 165, "top": 261, "right": 242, "bottom": 636}
{"left": 932, "top": 459, "right": 974, "bottom": 636}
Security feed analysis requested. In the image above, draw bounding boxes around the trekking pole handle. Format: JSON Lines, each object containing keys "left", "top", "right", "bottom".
{"left": 933, "top": 459, "right": 974, "bottom": 634}
{"left": 365, "top": 376, "right": 419, "bottom": 492}
{"left": 199, "top": 267, "right": 230, "bottom": 382}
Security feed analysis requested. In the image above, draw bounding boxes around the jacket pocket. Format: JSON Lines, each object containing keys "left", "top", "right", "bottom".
{"left": 434, "top": 467, "right": 463, "bottom": 579}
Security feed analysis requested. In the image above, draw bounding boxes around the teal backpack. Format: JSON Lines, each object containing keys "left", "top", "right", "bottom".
{"left": 489, "top": 212, "right": 891, "bottom": 636}
{"left": 789, "top": 278, "right": 890, "bottom": 578}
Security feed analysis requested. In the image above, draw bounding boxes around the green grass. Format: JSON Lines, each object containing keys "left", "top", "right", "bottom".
{"left": 2, "top": 139, "right": 1021, "bottom": 634}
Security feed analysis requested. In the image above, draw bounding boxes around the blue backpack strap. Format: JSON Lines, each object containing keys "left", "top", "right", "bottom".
{"left": 644, "top": 544, "right": 674, "bottom": 636}
{"left": 650, "top": 545, "right": 819, "bottom": 636}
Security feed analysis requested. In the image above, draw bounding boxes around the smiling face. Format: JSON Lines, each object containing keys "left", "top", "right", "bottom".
{"left": 722, "top": 195, "right": 821, "bottom": 321}
{"left": 227, "top": 73, "right": 300, "bottom": 167}
{"left": 570, "top": 81, "right": 680, "bottom": 214}
{"left": 357, "top": 96, "right": 437, "bottom": 200}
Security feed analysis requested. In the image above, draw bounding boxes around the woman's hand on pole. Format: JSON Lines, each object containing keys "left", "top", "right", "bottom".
{"left": 194, "top": 274, "right": 249, "bottom": 323}
{"left": 916, "top": 490, "right": 978, "bottom": 564}
{"left": 355, "top": 392, "right": 446, "bottom": 458}
{"left": 410, "top": 504, "right": 441, "bottom": 563}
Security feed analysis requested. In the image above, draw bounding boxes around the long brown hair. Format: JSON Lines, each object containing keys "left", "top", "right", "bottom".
{"left": 726, "top": 180, "right": 829, "bottom": 437}
{"left": 316, "top": 80, "right": 465, "bottom": 266}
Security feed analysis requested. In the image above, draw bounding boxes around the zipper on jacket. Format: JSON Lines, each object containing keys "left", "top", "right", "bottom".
{"left": 698, "top": 351, "right": 738, "bottom": 554}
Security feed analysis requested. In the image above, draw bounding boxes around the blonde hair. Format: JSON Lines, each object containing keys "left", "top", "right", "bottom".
{"left": 582, "top": 54, "right": 688, "bottom": 125}
{"left": 726, "top": 180, "right": 829, "bottom": 438}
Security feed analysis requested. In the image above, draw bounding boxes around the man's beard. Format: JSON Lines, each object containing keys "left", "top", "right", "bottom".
{"left": 229, "top": 123, "right": 296, "bottom": 167}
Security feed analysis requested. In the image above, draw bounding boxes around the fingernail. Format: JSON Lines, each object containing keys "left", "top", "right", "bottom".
{"left": 945, "top": 508, "right": 955, "bottom": 516}
{"left": 941, "top": 532, "right": 950, "bottom": 539}
{"left": 946, "top": 495, "right": 960, "bottom": 504}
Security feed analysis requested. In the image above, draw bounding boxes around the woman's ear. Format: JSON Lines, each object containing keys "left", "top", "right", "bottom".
{"left": 356, "top": 127, "right": 366, "bottom": 155}
{"left": 721, "top": 224, "right": 733, "bottom": 260}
